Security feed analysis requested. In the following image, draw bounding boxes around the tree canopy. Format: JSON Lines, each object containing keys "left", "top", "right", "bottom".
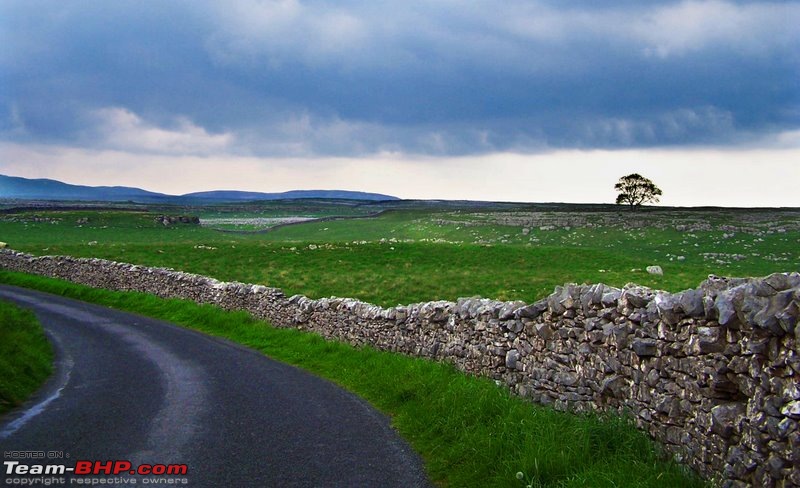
{"left": 614, "top": 173, "right": 662, "bottom": 210}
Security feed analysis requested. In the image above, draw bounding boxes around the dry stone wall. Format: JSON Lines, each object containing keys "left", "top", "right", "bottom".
{"left": 1, "top": 249, "right": 798, "bottom": 487}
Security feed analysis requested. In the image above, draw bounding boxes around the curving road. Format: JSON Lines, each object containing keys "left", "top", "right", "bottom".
{"left": 0, "top": 285, "right": 430, "bottom": 487}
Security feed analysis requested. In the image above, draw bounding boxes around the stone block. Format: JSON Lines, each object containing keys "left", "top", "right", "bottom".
{"left": 532, "top": 322, "right": 553, "bottom": 340}
{"left": 632, "top": 338, "right": 658, "bottom": 357}
{"left": 516, "top": 300, "right": 547, "bottom": 319}
{"left": 691, "top": 326, "right": 725, "bottom": 354}
{"left": 711, "top": 403, "right": 746, "bottom": 439}
{"left": 781, "top": 400, "right": 800, "bottom": 420}
{"left": 554, "top": 371, "right": 578, "bottom": 387}
{"left": 505, "top": 349, "right": 520, "bottom": 369}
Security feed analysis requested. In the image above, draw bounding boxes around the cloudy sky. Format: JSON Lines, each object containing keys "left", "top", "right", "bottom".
{"left": 1, "top": 0, "right": 798, "bottom": 206}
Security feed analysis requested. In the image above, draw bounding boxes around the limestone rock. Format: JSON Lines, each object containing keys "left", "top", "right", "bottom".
{"left": 711, "top": 403, "right": 746, "bottom": 438}
{"left": 499, "top": 300, "right": 526, "bottom": 320}
{"left": 715, "top": 292, "right": 739, "bottom": 326}
{"left": 782, "top": 401, "right": 800, "bottom": 420}
{"left": 554, "top": 372, "right": 578, "bottom": 386}
{"left": 679, "top": 289, "right": 705, "bottom": 317}
{"left": 655, "top": 293, "right": 681, "bottom": 325}
{"left": 632, "top": 338, "right": 658, "bottom": 357}
{"left": 532, "top": 323, "right": 553, "bottom": 340}
{"left": 516, "top": 300, "right": 547, "bottom": 319}
{"left": 621, "top": 287, "right": 651, "bottom": 309}
{"left": 600, "top": 375, "right": 628, "bottom": 399}
{"left": 601, "top": 289, "right": 621, "bottom": 307}
{"left": 691, "top": 326, "right": 725, "bottom": 354}
{"left": 646, "top": 265, "right": 663, "bottom": 275}
{"left": 505, "top": 349, "right": 520, "bottom": 369}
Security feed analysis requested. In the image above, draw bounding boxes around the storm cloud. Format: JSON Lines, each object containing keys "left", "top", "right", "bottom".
{"left": 1, "top": 0, "right": 798, "bottom": 157}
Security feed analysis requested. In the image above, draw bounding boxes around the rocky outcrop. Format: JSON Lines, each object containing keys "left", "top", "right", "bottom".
{"left": 153, "top": 215, "right": 200, "bottom": 226}
{"left": 0, "top": 248, "right": 797, "bottom": 486}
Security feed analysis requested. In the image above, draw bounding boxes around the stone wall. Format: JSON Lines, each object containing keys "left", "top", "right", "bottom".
{"left": 1, "top": 249, "right": 797, "bottom": 487}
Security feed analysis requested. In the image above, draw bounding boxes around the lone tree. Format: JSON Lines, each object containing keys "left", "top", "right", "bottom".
{"left": 614, "top": 173, "right": 662, "bottom": 211}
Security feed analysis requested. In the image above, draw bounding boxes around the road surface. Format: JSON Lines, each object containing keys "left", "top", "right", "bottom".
{"left": 0, "top": 284, "right": 430, "bottom": 487}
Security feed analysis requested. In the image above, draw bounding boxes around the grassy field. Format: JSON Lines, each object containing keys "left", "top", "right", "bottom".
{"left": 0, "top": 270, "right": 704, "bottom": 488}
{"left": 0, "top": 299, "right": 53, "bottom": 415}
{"left": 194, "top": 199, "right": 381, "bottom": 230}
{"left": 0, "top": 203, "right": 797, "bottom": 307}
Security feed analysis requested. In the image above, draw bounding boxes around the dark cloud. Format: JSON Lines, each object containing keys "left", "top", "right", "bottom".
{"left": 1, "top": 0, "right": 798, "bottom": 156}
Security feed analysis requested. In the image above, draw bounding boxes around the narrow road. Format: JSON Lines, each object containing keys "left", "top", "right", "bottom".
{"left": 0, "top": 285, "right": 430, "bottom": 487}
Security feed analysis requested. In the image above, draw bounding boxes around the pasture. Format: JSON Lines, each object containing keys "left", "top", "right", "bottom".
{"left": 0, "top": 201, "right": 797, "bottom": 307}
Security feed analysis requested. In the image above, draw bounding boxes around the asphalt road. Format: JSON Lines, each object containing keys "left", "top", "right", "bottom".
{"left": 0, "top": 285, "right": 431, "bottom": 487}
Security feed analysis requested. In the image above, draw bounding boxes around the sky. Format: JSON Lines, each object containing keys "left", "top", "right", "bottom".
{"left": 1, "top": 0, "right": 799, "bottom": 206}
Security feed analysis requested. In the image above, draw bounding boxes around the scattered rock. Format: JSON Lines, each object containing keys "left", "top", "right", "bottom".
{"left": 154, "top": 215, "right": 200, "bottom": 226}
{"left": 646, "top": 265, "right": 663, "bottom": 275}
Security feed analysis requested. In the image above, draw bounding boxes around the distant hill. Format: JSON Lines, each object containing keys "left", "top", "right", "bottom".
{"left": 183, "top": 190, "right": 399, "bottom": 202}
{"left": 0, "top": 174, "right": 169, "bottom": 202}
{"left": 0, "top": 174, "right": 399, "bottom": 203}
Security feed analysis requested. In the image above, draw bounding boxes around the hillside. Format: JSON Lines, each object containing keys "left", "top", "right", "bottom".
{"left": 0, "top": 175, "right": 398, "bottom": 203}
{"left": 0, "top": 175, "right": 168, "bottom": 202}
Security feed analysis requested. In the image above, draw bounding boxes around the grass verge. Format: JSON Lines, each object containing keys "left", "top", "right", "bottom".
{"left": 0, "top": 298, "right": 53, "bottom": 415}
{"left": 0, "top": 270, "right": 705, "bottom": 487}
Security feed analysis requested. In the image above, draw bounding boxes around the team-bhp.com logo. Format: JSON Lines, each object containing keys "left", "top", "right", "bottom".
{"left": 5, "top": 460, "right": 188, "bottom": 476}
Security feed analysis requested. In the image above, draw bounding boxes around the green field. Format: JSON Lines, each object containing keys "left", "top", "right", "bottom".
{"left": 0, "top": 299, "right": 53, "bottom": 415}
{"left": 1, "top": 203, "right": 797, "bottom": 307}
{"left": 194, "top": 199, "right": 381, "bottom": 230}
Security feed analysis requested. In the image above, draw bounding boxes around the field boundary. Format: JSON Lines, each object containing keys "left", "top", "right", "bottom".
{"left": 0, "top": 248, "right": 797, "bottom": 486}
